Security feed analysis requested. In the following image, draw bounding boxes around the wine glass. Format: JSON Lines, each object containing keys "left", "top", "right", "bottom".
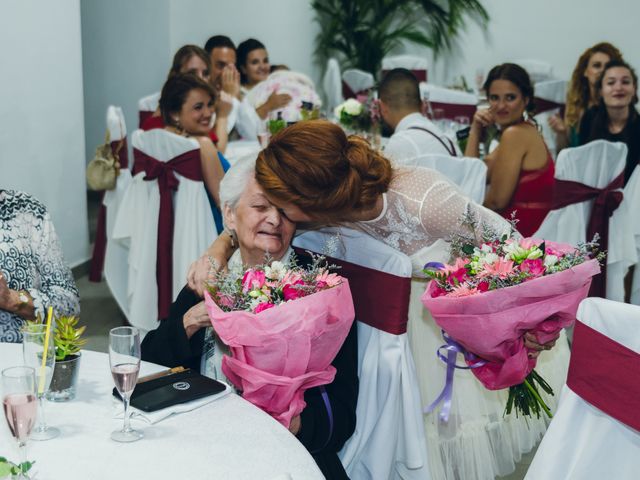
{"left": 22, "top": 324, "right": 60, "bottom": 440}
{"left": 2, "top": 366, "right": 37, "bottom": 479}
{"left": 109, "top": 326, "right": 143, "bottom": 442}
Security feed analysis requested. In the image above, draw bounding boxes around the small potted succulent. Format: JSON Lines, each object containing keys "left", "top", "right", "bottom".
{"left": 47, "top": 316, "right": 87, "bottom": 402}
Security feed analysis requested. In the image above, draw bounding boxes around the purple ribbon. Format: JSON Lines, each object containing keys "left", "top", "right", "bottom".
{"left": 424, "top": 331, "right": 486, "bottom": 422}
{"left": 310, "top": 386, "right": 334, "bottom": 454}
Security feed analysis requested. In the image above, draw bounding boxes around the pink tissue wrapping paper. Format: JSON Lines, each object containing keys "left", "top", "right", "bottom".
{"left": 205, "top": 280, "right": 355, "bottom": 427}
{"left": 422, "top": 241, "right": 600, "bottom": 390}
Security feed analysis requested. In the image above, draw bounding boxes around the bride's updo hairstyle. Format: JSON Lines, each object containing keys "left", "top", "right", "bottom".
{"left": 255, "top": 120, "right": 392, "bottom": 221}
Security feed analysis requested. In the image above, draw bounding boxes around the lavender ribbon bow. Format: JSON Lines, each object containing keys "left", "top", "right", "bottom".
{"left": 424, "top": 331, "right": 486, "bottom": 422}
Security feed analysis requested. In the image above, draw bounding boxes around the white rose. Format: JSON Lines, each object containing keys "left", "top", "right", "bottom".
{"left": 265, "top": 261, "right": 286, "bottom": 280}
{"left": 481, "top": 252, "right": 499, "bottom": 265}
{"left": 334, "top": 105, "right": 344, "bottom": 119}
{"left": 343, "top": 98, "right": 363, "bottom": 116}
{"left": 544, "top": 255, "right": 558, "bottom": 268}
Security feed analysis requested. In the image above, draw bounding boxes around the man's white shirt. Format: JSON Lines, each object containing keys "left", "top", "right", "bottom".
{"left": 384, "top": 112, "right": 460, "bottom": 166}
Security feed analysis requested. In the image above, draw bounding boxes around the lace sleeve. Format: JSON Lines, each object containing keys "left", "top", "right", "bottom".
{"left": 28, "top": 211, "right": 80, "bottom": 319}
{"left": 418, "top": 171, "right": 511, "bottom": 245}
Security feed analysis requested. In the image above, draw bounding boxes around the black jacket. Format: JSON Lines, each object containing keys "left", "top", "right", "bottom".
{"left": 142, "top": 285, "right": 358, "bottom": 479}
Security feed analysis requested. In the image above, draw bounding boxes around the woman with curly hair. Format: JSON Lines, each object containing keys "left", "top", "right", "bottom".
{"left": 549, "top": 42, "right": 624, "bottom": 150}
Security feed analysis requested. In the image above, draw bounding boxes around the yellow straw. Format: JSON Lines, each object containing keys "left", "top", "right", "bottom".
{"left": 38, "top": 307, "right": 54, "bottom": 395}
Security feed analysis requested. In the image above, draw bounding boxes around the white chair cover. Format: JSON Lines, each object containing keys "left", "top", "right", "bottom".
{"left": 293, "top": 228, "right": 431, "bottom": 480}
{"left": 533, "top": 140, "right": 635, "bottom": 300}
{"left": 515, "top": 59, "right": 554, "bottom": 83}
{"left": 103, "top": 106, "right": 132, "bottom": 317}
{"left": 323, "top": 58, "right": 344, "bottom": 114}
{"left": 623, "top": 168, "right": 640, "bottom": 304}
{"left": 419, "top": 83, "right": 477, "bottom": 106}
{"left": 112, "top": 129, "right": 216, "bottom": 332}
{"left": 244, "top": 71, "right": 322, "bottom": 122}
{"left": 525, "top": 298, "right": 640, "bottom": 480}
{"left": 411, "top": 154, "right": 487, "bottom": 204}
{"left": 138, "top": 91, "right": 160, "bottom": 114}
{"left": 382, "top": 55, "right": 428, "bottom": 82}
{"left": 534, "top": 80, "right": 568, "bottom": 158}
{"left": 342, "top": 69, "right": 375, "bottom": 95}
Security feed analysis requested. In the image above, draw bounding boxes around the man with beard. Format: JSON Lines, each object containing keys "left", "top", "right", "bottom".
{"left": 379, "top": 68, "right": 459, "bottom": 165}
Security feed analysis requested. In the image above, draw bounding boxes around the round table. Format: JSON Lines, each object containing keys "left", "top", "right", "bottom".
{"left": 0, "top": 343, "right": 324, "bottom": 480}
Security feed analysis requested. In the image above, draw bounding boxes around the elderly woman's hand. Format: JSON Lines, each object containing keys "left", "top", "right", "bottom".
{"left": 182, "top": 301, "right": 211, "bottom": 339}
{"left": 187, "top": 255, "right": 219, "bottom": 297}
{"left": 524, "top": 331, "right": 560, "bottom": 359}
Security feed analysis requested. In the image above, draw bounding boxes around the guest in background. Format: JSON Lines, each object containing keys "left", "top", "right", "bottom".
{"left": 159, "top": 73, "right": 230, "bottom": 233}
{"left": 236, "top": 38, "right": 291, "bottom": 119}
{"left": 379, "top": 68, "right": 460, "bottom": 165}
{"left": 466, "top": 63, "right": 555, "bottom": 237}
{"left": 549, "top": 42, "right": 624, "bottom": 150}
{"left": 142, "top": 156, "right": 357, "bottom": 479}
{"left": 0, "top": 190, "right": 80, "bottom": 342}
{"left": 143, "top": 45, "right": 232, "bottom": 153}
{"left": 579, "top": 59, "right": 640, "bottom": 185}
{"left": 204, "top": 35, "right": 261, "bottom": 140}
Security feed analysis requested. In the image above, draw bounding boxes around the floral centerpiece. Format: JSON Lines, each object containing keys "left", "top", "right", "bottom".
{"left": 204, "top": 254, "right": 354, "bottom": 427}
{"left": 421, "top": 216, "right": 602, "bottom": 419}
{"left": 334, "top": 93, "right": 381, "bottom": 137}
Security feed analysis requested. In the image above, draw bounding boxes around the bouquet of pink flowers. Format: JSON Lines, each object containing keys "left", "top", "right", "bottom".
{"left": 422, "top": 219, "right": 601, "bottom": 419}
{"left": 204, "top": 254, "right": 355, "bottom": 427}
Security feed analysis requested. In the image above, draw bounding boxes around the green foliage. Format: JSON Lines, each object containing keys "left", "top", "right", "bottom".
{"left": 53, "top": 316, "right": 87, "bottom": 361}
{"left": 312, "top": 0, "right": 489, "bottom": 75}
{"left": 0, "top": 457, "right": 35, "bottom": 477}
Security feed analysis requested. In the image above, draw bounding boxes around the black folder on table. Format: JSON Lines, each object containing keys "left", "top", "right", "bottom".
{"left": 113, "top": 370, "right": 227, "bottom": 412}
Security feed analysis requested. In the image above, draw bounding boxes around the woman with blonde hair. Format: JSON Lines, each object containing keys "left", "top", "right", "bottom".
{"left": 549, "top": 42, "right": 623, "bottom": 150}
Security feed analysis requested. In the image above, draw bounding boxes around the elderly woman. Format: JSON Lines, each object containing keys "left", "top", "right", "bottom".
{"left": 0, "top": 190, "right": 80, "bottom": 342}
{"left": 141, "top": 156, "right": 357, "bottom": 480}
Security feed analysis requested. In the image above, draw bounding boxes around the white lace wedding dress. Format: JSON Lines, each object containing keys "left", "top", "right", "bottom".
{"left": 356, "top": 167, "right": 571, "bottom": 480}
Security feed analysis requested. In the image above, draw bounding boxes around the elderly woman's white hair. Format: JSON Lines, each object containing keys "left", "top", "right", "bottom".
{"left": 219, "top": 153, "right": 258, "bottom": 212}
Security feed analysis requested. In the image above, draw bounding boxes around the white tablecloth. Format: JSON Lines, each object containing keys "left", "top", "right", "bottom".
{"left": 0, "top": 344, "right": 324, "bottom": 480}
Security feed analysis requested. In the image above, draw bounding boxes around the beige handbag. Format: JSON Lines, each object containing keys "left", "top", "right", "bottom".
{"left": 86, "top": 130, "right": 123, "bottom": 191}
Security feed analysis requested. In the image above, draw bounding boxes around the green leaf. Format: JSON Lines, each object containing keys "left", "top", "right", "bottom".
{"left": 462, "top": 244, "right": 475, "bottom": 255}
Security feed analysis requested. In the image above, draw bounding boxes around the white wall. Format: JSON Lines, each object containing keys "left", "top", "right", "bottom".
{"left": 0, "top": 0, "right": 89, "bottom": 267}
{"left": 406, "top": 0, "right": 640, "bottom": 87}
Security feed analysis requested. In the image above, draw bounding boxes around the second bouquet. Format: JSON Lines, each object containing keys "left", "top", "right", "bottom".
{"left": 204, "top": 255, "right": 355, "bottom": 428}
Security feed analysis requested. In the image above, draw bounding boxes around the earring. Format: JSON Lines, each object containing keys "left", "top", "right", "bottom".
{"left": 226, "top": 228, "right": 238, "bottom": 249}
{"left": 173, "top": 118, "right": 184, "bottom": 135}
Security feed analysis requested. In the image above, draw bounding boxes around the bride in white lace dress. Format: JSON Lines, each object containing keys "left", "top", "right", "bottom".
{"left": 192, "top": 120, "right": 569, "bottom": 480}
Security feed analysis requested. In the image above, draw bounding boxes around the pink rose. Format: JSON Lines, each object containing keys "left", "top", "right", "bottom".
{"left": 477, "top": 281, "right": 490, "bottom": 292}
{"left": 521, "top": 258, "right": 545, "bottom": 278}
{"left": 216, "top": 293, "right": 235, "bottom": 309}
{"left": 242, "top": 269, "right": 266, "bottom": 293}
{"left": 283, "top": 281, "right": 305, "bottom": 301}
{"left": 431, "top": 285, "right": 448, "bottom": 298}
{"left": 254, "top": 302, "right": 275, "bottom": 314}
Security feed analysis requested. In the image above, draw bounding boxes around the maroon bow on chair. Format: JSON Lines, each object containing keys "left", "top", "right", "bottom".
{"left": 89, "top": 138, "right": 130, "bottom": 282}
{"left": 294, "top": 248, "right": 411, "bottom": 335}
{"left": 430, "top": 101, "right": 477, "bottom": 120}
{"left": 133, "top": 147, "right": 203, "bottom": 319}
{"left": 551, "top": 172, "right": 625, "bottom": 297}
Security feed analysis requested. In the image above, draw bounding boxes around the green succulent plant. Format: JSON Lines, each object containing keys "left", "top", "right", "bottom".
{"left": 53, "top": 316, "right": 87, "bottom": 361}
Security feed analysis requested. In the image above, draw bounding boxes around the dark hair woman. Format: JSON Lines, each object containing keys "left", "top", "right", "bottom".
{"left": 159, "top": 73, "right": 230, "bottom": 233}
{"left": 579, "top": 59, "right": 640, "bottom": 185}
{"left": 465, "top": 63, "right": 555, "bottom": 236}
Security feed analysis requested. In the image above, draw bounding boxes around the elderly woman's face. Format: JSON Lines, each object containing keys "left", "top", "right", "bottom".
{"left": 224, "top": 176, "right": 296, "bottom": 263}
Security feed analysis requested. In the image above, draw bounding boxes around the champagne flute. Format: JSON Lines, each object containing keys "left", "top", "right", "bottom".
{"left": 22, "top": 324, "right": 59, "bottom": 440}
{"left": 2, "top": 366, "right": 37, "bottom": 479}
{"left": 109, "top": 326, "right": 143, "bottom": 442}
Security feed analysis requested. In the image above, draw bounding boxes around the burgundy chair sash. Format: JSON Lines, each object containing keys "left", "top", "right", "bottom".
{"left": 534, "top": 97, "right": 565, "bottom": 116}
{"left": 381, "top": 69, "right": 427, "bottom": 83}
{"left": 89, "top": 137, "right": 131, "bottom": 282}
{"left": 133, "top": 147, "right": 203, "bottom": 319}
{"left": 294, "top": 248, "right": 411, "bottom": 335}
{"left": 430, "top": 101, "right": 476, "bottom": 121}
{"left": 567, "top": 320, "right": 640, "bottom": 432}
{"left": 551, "top": 172, "right": 625, "bottom": 297}
{"left": 341, "top": 81, "right": 372, "bottom": 101}
{"left": 139, "top": 110, "right": 153, "bottom": 129}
